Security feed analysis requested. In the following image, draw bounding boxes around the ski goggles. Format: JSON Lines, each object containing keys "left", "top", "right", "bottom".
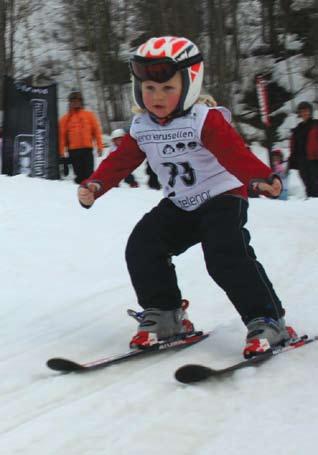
{"left": 130, "top": 54, "right": 203, "bottom": 83}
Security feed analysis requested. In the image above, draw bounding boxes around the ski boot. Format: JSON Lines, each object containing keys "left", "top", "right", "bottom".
{"left": 128, "top": 299, "right": 195, "bottom": 349}
{"left": 243, "top": 316, "right": 298, "bottom": 359}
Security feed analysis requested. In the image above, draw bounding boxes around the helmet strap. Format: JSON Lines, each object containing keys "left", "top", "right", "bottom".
{"left": 134, "top": 78, "right": 145, "bottom": 110}
{"left": 172, "top": 68, "right": 190, "bottom": 116}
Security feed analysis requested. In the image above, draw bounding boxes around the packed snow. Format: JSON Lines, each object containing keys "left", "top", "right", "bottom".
{"left": 1, "top": 158, "right": 318, "bottom": 455}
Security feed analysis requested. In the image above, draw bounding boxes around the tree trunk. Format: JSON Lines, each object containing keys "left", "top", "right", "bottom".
{"left": 92, "top": 0, "right": 111, "bottom": 130}
{"left": 281, "top": 0, "right": 296, "bottom": 112}
{"left": 230, "top": 0, "right": 240, "bottom": 81}
{"left": 8, "top": 0, "right": 15, "bottom": 77}
{"left": 24, "top": 15, "right": 36, "bottom": 83}
{"left": 0, "top": 0, "right": 7, "bottom": 110}
{"left": 69, "top": 0, "right": 82, "bottom": 92}
{"left": 262, "top": 0, "right": 279, "bottom": 52}
{"left": 313, "top": 0, "right": 318, "bottom": 105}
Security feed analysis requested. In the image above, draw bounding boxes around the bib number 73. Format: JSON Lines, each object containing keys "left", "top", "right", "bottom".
{"left": 162, "top": 162, "right": 196, "bottom": 187}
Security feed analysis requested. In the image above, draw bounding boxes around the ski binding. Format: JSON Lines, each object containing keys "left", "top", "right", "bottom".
{"left": 47, "top": 330, "right": 211, "bottom": 373}
{"left": 175, "top": 334, "right": 318, "bottom": 383}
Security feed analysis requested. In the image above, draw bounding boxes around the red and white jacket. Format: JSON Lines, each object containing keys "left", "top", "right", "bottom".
{"left": 83, "top": 105, "right": 274, "bottom": 211}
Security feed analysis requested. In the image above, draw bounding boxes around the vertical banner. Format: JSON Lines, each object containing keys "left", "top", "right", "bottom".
{"left": 2, "top": 76, "right": 59, "bottom": 179}
{"left": 256, "top": 75, "right": 271, "bottom": 127}
{"left": 256, "top": 74, "right": 273, "bottom": 168}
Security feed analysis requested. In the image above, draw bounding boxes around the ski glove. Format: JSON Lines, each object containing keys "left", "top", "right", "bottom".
{"left": 249, "top": 174, "right": 282, "bottom": 199}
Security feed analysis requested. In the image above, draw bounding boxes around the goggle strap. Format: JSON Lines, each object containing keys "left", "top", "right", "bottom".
{"left": 176, "top": 53, "right": 203, "bottom": 69}
{"left": 131, "top": 53, "right": 203, "bottom": 69}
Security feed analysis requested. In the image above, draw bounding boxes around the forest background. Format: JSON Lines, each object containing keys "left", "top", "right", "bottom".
{"left": 0, "top": 0, "right": 317, "bottom": 150}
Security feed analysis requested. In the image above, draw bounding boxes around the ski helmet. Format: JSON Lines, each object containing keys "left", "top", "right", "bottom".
{"left": 111, "top": 128, "right": 126, "bottom": 140}
{"left": 130, "top": 36, "right": 204, "bottom": 116}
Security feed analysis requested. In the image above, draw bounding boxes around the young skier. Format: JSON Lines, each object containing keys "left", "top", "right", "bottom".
{"left": 78, "top": 36, "right": 296, "bottom": 358}
{"left": 108, "top": 128, "right": 139, "bottom": 187}
{"left": 271, "top": 149, "right": 288, "bottom": 200}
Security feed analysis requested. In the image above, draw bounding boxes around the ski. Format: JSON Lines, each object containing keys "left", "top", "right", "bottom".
{"left": 175, "top": 334, "right": 318, "bottom": 384}
{"left": 47, "top": 330, "right": 211, "bottom": 373}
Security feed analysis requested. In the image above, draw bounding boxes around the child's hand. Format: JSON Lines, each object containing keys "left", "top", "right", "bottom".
{"left": 251, "top": 177, "right": 282, "bottom": 198}
{"left": 78, "top": 183, "right": 100, "bottom": 207}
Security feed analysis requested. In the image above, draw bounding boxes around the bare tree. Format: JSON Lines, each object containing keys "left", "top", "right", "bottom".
{"left": 311, "top": 0, "right": 318, "bottom": 105}
{"left": 230, "top": 0, "right": 240, "bottom": 81}
{"left": 204, "top": 0, "right": 236, "bottom": 106}
{"left": 0, "top": 0, "right": 7, "bottom": 110}
{"left": 0, "top": 0, "right": 16, "bottom": 109}
{"left": 69, "top": 0, "right": 83, "bottom": 92}
{"left": 261, "top": 0, "right": 280, "bottom": 53}
{"left": 8, "top": 0, "right": 15, "bottom": 76}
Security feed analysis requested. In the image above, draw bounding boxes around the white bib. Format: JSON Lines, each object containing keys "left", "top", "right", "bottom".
{"left": 130, "top": 104, "right": 243, "bottom": 211}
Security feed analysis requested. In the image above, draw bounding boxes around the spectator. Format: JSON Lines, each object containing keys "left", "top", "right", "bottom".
{"left": 0, "top": 126, "right": 3, "bottom": 173}
{"left": 109, "top": 129, "right": 139, "bottom": 187}
{"left": 289, "top": 101, "right": 318, "bottom": 197}
{"left": 59, "top": 91, "right": 104, "bottom": 184}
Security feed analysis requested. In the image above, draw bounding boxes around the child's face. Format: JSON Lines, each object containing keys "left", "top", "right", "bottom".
{"left": 141, "top": 72, "right": 182, "bottom": 119}
{"left": 69, "top": 98, "right": 82, "bottom": 110}
{"left": 113, "top": 137, "right": 123, "bottom": 147}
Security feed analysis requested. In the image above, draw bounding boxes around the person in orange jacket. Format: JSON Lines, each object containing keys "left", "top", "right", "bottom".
{"left": 59, "top": 91, "right": 104, "bottom": 183}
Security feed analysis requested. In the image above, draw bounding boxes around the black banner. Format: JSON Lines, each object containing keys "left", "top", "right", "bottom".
{"left": 2, "top": 76, "right": 59, "bottom": 179}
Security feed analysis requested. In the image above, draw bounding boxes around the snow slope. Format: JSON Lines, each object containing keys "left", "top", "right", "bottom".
{"left": 1, "top": 171, "right": 318, "bottom": 455}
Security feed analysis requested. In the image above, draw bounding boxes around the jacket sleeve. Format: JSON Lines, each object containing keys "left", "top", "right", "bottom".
{"left": 307, "top": 123, "right": 318, "bottom": 160}
{"left": 81, "top": 133, "right": 145, "bottom": 198}
{"left": 59, "top": 115, "right": 67, "bottom": 157}
{"left": 201, "top": 109, "right": 273, "bottom": 185}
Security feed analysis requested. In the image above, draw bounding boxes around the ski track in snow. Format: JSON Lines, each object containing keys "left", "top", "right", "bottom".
{"left": 1, "top": 168, "right": 318, "bottom": 454}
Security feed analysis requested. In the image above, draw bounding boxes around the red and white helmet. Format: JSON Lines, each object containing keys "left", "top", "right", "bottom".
{"left": 130, "top": 36, "right": 204, "bottom": 116}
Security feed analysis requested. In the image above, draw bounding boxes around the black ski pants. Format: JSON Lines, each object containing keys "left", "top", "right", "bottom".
{"left": 298, "top": 160, "right": 318, "bottom": 197}
{"left": 125, "top": 195, "right": 285, "bottom": 325}
{"left": 69, "top": 148, "right": 94, "bottom": 184}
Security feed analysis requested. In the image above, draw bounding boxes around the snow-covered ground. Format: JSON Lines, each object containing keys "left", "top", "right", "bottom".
{"left": 1, "top": 164, "right": 318, "bottom": 454}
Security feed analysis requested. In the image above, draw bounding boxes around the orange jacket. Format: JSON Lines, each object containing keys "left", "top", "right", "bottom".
{"left": 59, "top": 109, "right": 103, "bottom": 156}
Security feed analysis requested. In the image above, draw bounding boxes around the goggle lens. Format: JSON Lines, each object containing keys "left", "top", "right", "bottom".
{"left": 130, "top": 59, "right": 177, "bottom": 83}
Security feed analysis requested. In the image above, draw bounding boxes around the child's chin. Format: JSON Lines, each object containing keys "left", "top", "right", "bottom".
{"left": 151, "top": 110, "right": 168, "bottom": 119}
